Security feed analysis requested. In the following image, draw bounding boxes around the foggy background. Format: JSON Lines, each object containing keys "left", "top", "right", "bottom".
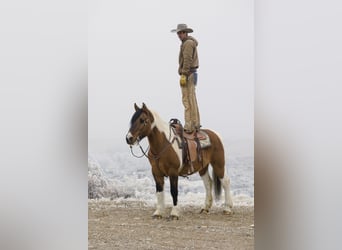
{"left": 89, "top": 0, "right": 254, "bottom": 154}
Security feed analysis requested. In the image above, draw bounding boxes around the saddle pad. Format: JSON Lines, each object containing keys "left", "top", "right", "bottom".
{"left": 197, "top": 131, "right": 211, "bottom": 149}
{"left": 183, "top": 130, "right": 211, "bottom": 149}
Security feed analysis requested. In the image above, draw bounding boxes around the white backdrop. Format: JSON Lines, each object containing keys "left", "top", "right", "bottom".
{"left": 89, "top": 0, "right": 254, "bottom": 153}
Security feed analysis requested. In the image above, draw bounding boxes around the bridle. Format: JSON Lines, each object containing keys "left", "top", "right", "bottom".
{"left": 129, "top": 120, "right": 176, "bottom": 161}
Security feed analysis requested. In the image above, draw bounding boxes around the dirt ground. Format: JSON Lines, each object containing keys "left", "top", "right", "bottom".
{"left": 88, "top": 200, "right": 254, "bottom": 249}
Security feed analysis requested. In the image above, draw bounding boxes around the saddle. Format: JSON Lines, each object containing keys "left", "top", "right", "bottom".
{"left": 169, "top": 119, "right": 211, "bottom": 173}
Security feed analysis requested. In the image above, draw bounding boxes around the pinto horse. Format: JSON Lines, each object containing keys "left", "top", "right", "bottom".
{"left": 126, "top": 103, "right": 233, "bottom": 219}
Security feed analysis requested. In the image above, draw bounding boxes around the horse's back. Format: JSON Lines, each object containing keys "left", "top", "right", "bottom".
{"left": 201, "top": 129, "right": 224, "bottom": 148}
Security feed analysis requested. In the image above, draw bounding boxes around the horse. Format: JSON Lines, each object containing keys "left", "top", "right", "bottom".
{"left": 125, "top": 103, "right": 233, "bottom": 219}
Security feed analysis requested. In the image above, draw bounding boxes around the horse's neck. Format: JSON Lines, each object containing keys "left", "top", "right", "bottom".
{"left": 148, "top": 111, "right": 170, "bottom": 149}
{"left": 147, "top": 127, "right": 167, "bottom": 148}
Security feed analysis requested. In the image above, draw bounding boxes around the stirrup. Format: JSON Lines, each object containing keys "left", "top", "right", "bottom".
{"left": 184, "top": 129, "right": 194, "bottom": 134}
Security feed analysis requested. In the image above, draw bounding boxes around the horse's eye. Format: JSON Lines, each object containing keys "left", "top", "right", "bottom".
{"left": 140, "top": 118, "right": 145, "bottom": 124}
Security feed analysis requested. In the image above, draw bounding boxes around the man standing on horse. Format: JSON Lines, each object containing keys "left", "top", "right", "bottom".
{"left": 171, "top": 24, "right": 201, "bottom": 134}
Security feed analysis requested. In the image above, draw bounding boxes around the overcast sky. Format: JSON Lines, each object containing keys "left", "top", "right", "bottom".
{"left": 89, "top": 0, "right": 254, "bottom": 152}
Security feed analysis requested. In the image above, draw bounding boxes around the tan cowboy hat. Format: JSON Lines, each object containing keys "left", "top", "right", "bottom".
{"left": 171, "top": 23, "right": 193, "bottom": 33}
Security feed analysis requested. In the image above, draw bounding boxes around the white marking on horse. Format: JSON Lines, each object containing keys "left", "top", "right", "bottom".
{"left": 201, "top": 170, "right": 213, "bottom": 211}
{"left": 220, "top": 172, "right": 233, "bottom": 213}
{"left": 153, "top": 191, "right": 165, "bottom": 217}
{"left": 126, "top": 132, "right": 133, "bottom": 140}
{"left": 170, "top": 205, "right": 180, "bottom": 218}
{"left": 150, "top": 110, "right": 183, "bottom": 168}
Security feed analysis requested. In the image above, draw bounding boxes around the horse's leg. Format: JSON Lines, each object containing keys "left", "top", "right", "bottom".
{"left": 199, "top": 166, "right": 212, "bottom": 213}
{"left": 220, "top": 172, "right": 234, "bottom": 214}
{"left": 211, "top": 157, "right": 234, "bottom": 215}
{"left": 152, "top": 174, "right": 165, "bottom": 219}
{"left": 169, "top": 175, "right": 180, "bottom": 219}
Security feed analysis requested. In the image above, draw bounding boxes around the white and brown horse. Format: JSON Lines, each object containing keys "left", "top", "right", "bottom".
{"left": 126, "top": 103, "right": 233, "bottom": 219}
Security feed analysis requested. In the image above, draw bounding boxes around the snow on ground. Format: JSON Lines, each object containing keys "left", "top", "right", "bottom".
{"left": 88, "top": 139, "right": 254, "bottom": 206}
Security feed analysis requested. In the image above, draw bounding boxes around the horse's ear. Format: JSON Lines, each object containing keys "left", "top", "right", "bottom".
{"left": 134, "top": 103, "right": 139, "bottom": 111}
{"left": 142, "top": 102, "right": 147, "bottom": 110}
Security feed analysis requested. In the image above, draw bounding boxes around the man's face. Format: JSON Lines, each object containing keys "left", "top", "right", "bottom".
{"left": 177, "top": 31, "right": 187, "bottom": 41}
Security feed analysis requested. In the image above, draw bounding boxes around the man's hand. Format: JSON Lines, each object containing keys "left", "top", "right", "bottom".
{"left": 180, "top": 74, "right": 187, "bottom": 86}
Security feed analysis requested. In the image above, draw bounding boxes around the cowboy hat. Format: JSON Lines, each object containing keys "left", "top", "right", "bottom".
{"left": 171, "top": 23, "right": 193, "bottom": 33}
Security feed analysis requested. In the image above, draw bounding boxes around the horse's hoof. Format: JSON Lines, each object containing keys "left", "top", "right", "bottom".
{"left": 170, "top": 215, "right": 179, "bottom": 220}
{"left": 200, "top": 209, "right": 209, "bottom": 214}
{"left": 223, "top": 209, "right": 233, "bottom": 215}
{"left": 152, "top": 214, "right": 162, "bottom": 219}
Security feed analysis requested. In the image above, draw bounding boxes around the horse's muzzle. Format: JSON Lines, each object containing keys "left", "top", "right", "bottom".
{"left": 126, "top": 132, "right": 134, "bottom": 145}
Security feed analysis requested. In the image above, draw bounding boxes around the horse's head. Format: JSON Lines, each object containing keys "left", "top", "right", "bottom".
{"left": 126, "top": 103, "right": 154, "bottom": 145}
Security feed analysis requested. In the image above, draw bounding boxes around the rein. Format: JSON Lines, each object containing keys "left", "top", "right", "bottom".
{"left": 129, "top": 140, "right": 149, "bottom": 158}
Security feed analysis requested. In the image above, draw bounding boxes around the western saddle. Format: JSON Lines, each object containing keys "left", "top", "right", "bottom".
{"left": 169, "top": 119, "right": 211, "bottom": 174}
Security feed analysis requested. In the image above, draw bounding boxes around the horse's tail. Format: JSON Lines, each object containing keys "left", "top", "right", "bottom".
{"left": 212, "top": 170, "right": 222, "bottom": 201}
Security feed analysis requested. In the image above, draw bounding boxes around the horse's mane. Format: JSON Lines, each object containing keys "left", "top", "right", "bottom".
{"left": 146, "top": 109, "right": 172, "bottom": 138}
{"left": 130, "top": 108, "right": 169, "bottom": 135}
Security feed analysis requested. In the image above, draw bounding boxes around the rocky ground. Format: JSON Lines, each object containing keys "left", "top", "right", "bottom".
{"left": 89, "top": 200, "right": 254, "bottom": 249}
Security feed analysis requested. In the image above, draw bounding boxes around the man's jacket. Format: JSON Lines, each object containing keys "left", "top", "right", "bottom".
{"left": 178, "top": 36, "right": 199, "bottom": 76}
